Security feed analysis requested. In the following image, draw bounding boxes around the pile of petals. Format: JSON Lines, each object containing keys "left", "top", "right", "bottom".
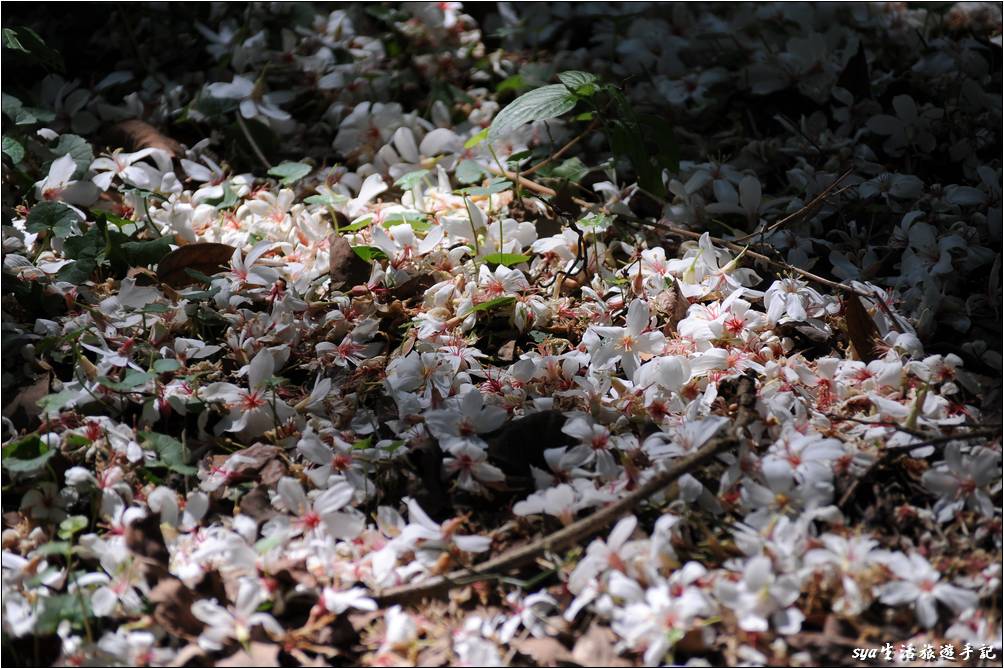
{"left": 1, "top": 2, "right": 1001, "bottom": 666}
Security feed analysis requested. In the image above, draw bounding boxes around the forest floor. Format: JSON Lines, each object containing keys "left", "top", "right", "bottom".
{"left": 1, "top": 3, "right": 1002, "bottom": 667}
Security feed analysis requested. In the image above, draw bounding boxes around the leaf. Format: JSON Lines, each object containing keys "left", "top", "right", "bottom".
{"left": 844, "top": 293, "right": 882, "bottom": 363}
{"left": 328, "top": 235, "right": 374, "bottom": 289}
{"left": 2, "top": 135, "right": 24, "bottom": 163}
{"left": 58, "top": 515, "right": 88, "bottom": 540}
{"left": 26, "top": 201, "right": 77, "bottom": 238}
{"left": 514, "top": 637, "right": 574, "bottom": 666}
{"left": 153, "top": 358, "right": 182, "bottom": 373}
{"left": 455, "top": 176, "right": 512, "bottom": 196}
{"left": 208, "top": 181, "right": 240, "bottom": 209}
{"left": 837, "top": 41, "right": 871, "bottom": 100}
{"left": 49, "top": 134, "right": 93, "bottom": 178}
{"left": 268, "top": 161, "right": 313, "bottom": 186}
{"left": 1, "top": 434, "right": 55, "bottom": 474}
{"left": 558, "top": 70, "right": 599, "bottom": 96}
{"left": 548, "top": 156, "right": 589, "bottom": 182}
{"left": 107, "top": 119, "right": 183, "bottom": 156}
{"left": 470, "top": 295, "right": 516, "bottom": 313}
{"left": 2, "top": 373, "right": 50, "bottom": 431}
{"left": 304, "top": 192, "right": 347, "bottom": 206}
{"left": 121, "top": 235, "right": 173, "bottom": 267}
{"left": 489, "top": 84, "right": 578, "bottom": 139}
{"left": 455, "top": 159, "right": 488, "bottom": 184}
{"left": 496, "top": 74, "right": 526, "bottom": 95}
{"left": 464, "top": 127, "right": 489, "bottom": 149}
{"left": 482, "top": 252, "right": 532, "bottom": 267}
{"left": 36, "top": 594, "right": 90, "bottom": 636}
{"left": 156, "top": 242, "right": 235, "bottom": 287}
{"left": 99, "top": 370, "right": 153, "bottom": 391}
{"left": 394, "top": 169, "right": 430, "bottom": 190}
{"left": 2, "top": 26, "right": 63, "bottom": 71}
{"left": 218, "top": 643, "right": 280, "bottom": 668}
{"left": 140, "top": 431, "right": 196, "bottom": 475}
{"left": 352, "top": 245, "right": 388, "bottom": 263}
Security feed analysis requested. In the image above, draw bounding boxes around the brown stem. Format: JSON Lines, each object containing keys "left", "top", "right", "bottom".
{"left": 521, "top": 119, "right": 600, "bottom": 178}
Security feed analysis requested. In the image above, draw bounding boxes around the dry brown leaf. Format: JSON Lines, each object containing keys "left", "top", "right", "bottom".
{"left": 157, "top": 242, "right": 236, "bottom": 287}
{"left": 149, "top": 577, "right": 204, "bottom": 637}
{"left": 2, "top": 373, "right": 50, "bottom": 431}
{"left": 843, "top": 293, "right": 881, "bottom": 363}
{"left": 217, "top": 642, "right": 280, "bottom": 667}
{"left": 571, "top": 622, "right": 631, "bottom": 667}
{"left": 109, "top": 119, "right": 184, "bottom": 157}
{"left": 328, "top": 234, "right": 373, "bottom": 289}
{"left": 652, "top": 278, "right": 690, "bottom": 336}
{"left": 513, "top": 637, "right": 575, "bottom": 666}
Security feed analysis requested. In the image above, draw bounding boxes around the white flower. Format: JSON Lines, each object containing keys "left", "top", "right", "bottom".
{"left": 200, "top": 348, "right": 296, "bottom": 440}
{"left": 716, "top": 555, "right": 804, "bottom": 634}
{"left": 878, "top": 552, "right": 978, "bottom": 628}
{"left": 34, "top": 154, "right": 99, "bottom": 206}
{"left": 206, "top": 75, "right": 291, "bottom": 122}
{"left": 191, "top": 578, "right": 284, "bottom": 651}
{"left": 588, "top": 299, "right": 666, "bottom": 377}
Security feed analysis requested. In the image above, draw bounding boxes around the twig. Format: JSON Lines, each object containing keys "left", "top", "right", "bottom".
{"left": 731, "top": 168, "right": 853, "bottom": 244}
{"left": 838, "top": 428, "right": 1001, "bottom": 509}
{"left": 521, "top": 118, "right": 600, "bottom": 178}
{"left": 235, "top": 113, "right": 272, "bottom": 170}
{"left": 372, "top": 376, "right": 757, "bottom": 605}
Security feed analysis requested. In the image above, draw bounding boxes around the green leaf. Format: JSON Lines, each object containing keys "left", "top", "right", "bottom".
{"left": 455, "top": 176, "right": 512, "bottom": 197}
{"left": 352, "top": 245, "right": 388, "bottom": 263}
{"left": 1, "top": 434, "right": 55, "bottom": 474}
{"left": 2, "top": 135, "right": 24, "bottom": 163}
{"left": 153, "top": 358, "right": 182, "bottom": 373}
{"left": 482, "top": 252, "right": 532, "bottom": 267}
{"left": 58, "top": 516, "right": 88, "bottom": 540}
{"left": 34, "top": 541, "right": 72, "bottom": 557}
{"left": 140, "top": 431, "right": 196, "bottom": 476}
{"left": 464, "top": 127, "right": 489, "bottom": 149}
{"left": 558, "top": 70, "right": 599, "bottom": 97}
{"left": 99, "top": 371, "right": 153, "bottom": 391}
{"left": 121, "top": 235, "right": 173, "bottom": 267}
{"left": 549, "top": 157, "right": 589, "bottom": 183}
{"left": 49, "top": 134, "right": 93, "bottom": 178}
{"left": 352, "top": 436, "right": 374, "bottom": 450}
{"left": 339, "top": 216, "right": 373, "bottom": 233}
{"left": 27, "top": 201, "right": 78, "bottom": 238}
{"left": 268, "top": 161, "right": 312, "bottom": 186}
{"left": 489, "top": 84, "right": 577, "bottom": 139}
{"left": 36, "top": 594, "right": 90, "bottom": 636}
{"left": 2, "top": 26, "right": 63, "bottom": 71}
{"left": 455, "top": 159, "right": 488, "bottom": 184}
{"left": 207, "top": 181, "right": 240, "bottom": 210}
{"left": 394, "top": 169, "right": 430, "bottom": 190}
{"left": 495, "top": 74, "right": 526, "bottom": 95}
{"left": 304, "top": 192, "right": 347, "bottom": 207}
{"left": 470, "top": 296, "right": 516, "bottom": 313}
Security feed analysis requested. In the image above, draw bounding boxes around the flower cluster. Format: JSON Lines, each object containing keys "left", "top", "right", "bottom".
{"left": 1, "top": 2, "right": 1000, "bottom": 666}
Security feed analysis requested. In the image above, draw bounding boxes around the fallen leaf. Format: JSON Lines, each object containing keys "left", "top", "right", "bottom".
{"left": 328, "top": 234, "right": 373, "bottom": 289}
{"left": 843, "top": 293, "right": 881, "bottom": 363}
{"left": 2, "top": 373, "right": 50, "bottom": 432}
{"left": 486, "top": 410, "right": 573, "bottom": 481}
{"left": 108, "top": 119, "right": 184, "bottom": 157}
{"left": 571, "top": 622, "right": 630, "bottom": 667}
{"left": 514, "top": 637, "right": 574, "bottom": 666}
{"left": 651, "top": 278, "right": 690, "bottom": 335}
{"left": 218, "top": 642, "right": 280, "bottom": 667}
{"left": 157, "top": 242, "right": 235, "bottom": 287}
{"left": 149, "top": 577, "right": 203, "bottom": 637}
{"left": 238, "top": 485, "right": 277, "bottom": 523}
